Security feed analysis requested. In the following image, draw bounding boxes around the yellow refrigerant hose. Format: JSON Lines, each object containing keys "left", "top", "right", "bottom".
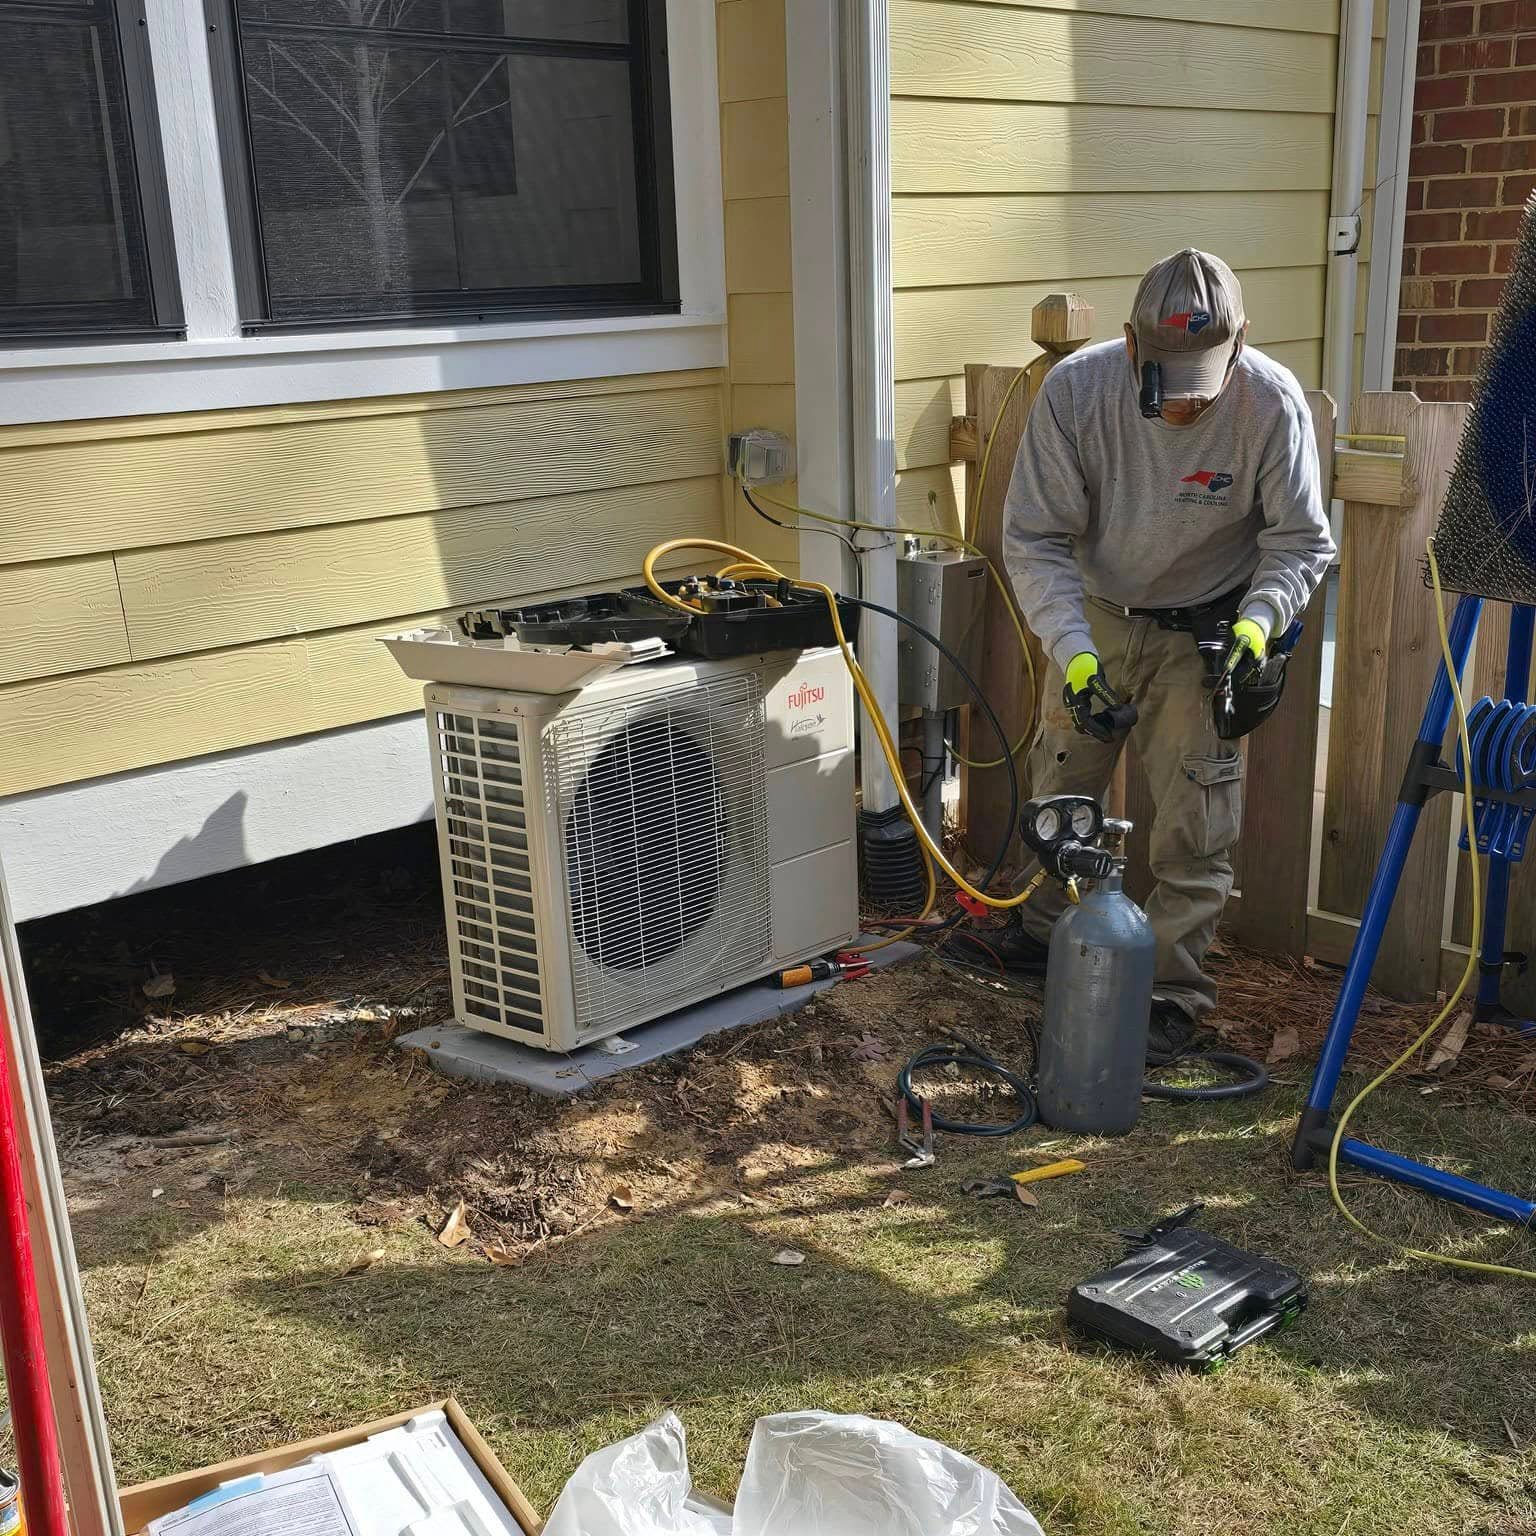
{"left": 746, "top": 475, "right": 1038, "bottom": 768}
{"left": 642, "top": 536, "right": 1039, "bottom": 911}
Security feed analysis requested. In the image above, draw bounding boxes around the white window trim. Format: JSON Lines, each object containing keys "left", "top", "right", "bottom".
{"left": 0, "top": 0, "right": 725, "bottom": 426}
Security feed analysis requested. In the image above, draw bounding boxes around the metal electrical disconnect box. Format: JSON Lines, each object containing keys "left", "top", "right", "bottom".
{"left": 896, "top": 548, "right": 988, "bottom": 712}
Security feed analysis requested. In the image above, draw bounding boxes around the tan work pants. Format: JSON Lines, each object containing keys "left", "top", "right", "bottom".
{"left": 1018, "top": 600, "right": 1243, "bottom": 1019}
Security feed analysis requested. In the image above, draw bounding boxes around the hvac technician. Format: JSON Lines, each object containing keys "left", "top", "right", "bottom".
{"left": 995, "top": 249, "right": 1335, "bottom": 1059}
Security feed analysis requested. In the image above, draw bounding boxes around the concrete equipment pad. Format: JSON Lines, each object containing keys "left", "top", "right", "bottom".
{"left": 395, "top": 942, "right": 919, "bottom": 1096}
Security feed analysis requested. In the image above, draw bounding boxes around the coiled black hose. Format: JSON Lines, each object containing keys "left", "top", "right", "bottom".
{"left": 897, "top": 1038, "right": 1038, "bottom": 1137}
{"left": 1143, "top": 1050, "right": 1269, "bottom": 1101}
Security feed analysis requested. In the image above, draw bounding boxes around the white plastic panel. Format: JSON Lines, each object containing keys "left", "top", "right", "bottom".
{"left": 770, "top": 841, "right": 859, "bottom": 961}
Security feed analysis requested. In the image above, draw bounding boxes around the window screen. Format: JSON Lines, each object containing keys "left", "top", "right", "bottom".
{"left": 215, "top": 1, "right": 679, "bottom": 327}
{"left": 0, "top": 0, "right": 179, "bottom": 340}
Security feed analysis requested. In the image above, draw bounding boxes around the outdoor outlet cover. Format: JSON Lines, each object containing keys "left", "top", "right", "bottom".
{"left": 729, "top": 428, "right": 796, "bottom": 486}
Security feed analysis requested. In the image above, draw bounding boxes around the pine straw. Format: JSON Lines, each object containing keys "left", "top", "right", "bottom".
{"left": 1203, "top": 944, "right": 1536, "bottom": 1108}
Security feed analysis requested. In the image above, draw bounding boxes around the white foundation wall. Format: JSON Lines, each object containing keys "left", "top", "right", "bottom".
{"left": 0, "top": 715, "right": 435, "bottom": 922}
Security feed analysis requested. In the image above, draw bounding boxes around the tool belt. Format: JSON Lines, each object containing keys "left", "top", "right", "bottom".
{"left": 1107, "top": 582, "right": 1248, "bottom": 633}
{"left": 1098, "top": 583, "right": 1295, "bottom": 741}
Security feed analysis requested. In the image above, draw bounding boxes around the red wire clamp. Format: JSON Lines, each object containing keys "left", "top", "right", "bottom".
{"left": 954, "top": 891, "right": 989, "bottom": 919}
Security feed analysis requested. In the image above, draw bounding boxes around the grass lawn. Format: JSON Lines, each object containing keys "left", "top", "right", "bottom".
{"left": 25, "top": 843, "right": 1536, "bottom": 1535}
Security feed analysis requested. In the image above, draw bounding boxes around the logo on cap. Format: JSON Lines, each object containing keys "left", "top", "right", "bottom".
{"left": 1165, "top": 310, "right": 1212, "bottom": 334}
{"left": 1181, "top": 471, "right": 1233, "bottom": 492}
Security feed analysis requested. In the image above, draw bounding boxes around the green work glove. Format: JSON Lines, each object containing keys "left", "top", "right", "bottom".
{"left": 1061, "top": 650, "right": 1137, "bottom": 742}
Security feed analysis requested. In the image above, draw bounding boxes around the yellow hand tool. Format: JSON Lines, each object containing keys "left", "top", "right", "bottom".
{"left": 1010, "top": 1159, "right": 1085, "bottom": 1186}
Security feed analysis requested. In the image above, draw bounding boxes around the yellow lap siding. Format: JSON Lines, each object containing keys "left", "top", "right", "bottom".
{"left": 894, "top": 377, "right": 965, "bottom": 472}
{"left": 725, "top": 197, "right": 793, "bottom": 294}
{"left": 890, "top": 2, "right": 1338, "bottom": 113}
{"left": 893, "top": 190, "right": 1330, "bottom": 290}
{"left": 0, "top": 555, "right": 131, "bottom": 686}
{"left": 727, "top": 293, "right": 796, "bottom": 385}
{"left": 953, "top": 0, "right": 1342, "bottom": 31}
{"left": 894, "top": 264, "right": 1325, "bottom": 383}
{"left": 721, "top": 96, "right": 790, "bottom": 201}
{"left": 115, "top": 476, "right": 725, "bottom": 663}
{"left": 0, "top": 385, "right": 723, "bottom": 566}
{"left": 0, "top": 369, "right": 722, "bottom": 451}
{"left": 0, "top": 563, "right": 706, "bottom": 799}
{"left": 891, "top": 102, "right": 1335, "bottom": 196}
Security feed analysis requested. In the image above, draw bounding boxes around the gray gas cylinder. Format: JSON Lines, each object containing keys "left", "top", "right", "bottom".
{"left": 1036, "top": 819, "right": 1156, "bottom": 1135}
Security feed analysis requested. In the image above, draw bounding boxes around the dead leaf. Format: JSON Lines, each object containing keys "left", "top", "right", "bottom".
{"left": 609, "top": 1184, "right": 635, "bottom": 1213}
{"left": 485, "top": 1245, "right": 524, "bottom": 1268}
{"left": 258, "top": 970, "right": 293, "bottom": 990}
{"left": 882, "top": 1189, "right": 914, "bottom": 1208}
{"left": 1487, "top": 1074, "right": 1516, "bottom": 1091}
{"left": 176, "top": 1040, "right": 212, "bottom": 1057}
{"left": 1427, "top": 1011, "right": 1472, "bottom": 1073}
{"left": 1013, "top": 1183, "right": 1040, "bottom": 1209}
{"left": 436, "top": 1200, "right": 471, "bottom": 1249}
{"left": 1266, "top": 1027, "right": 1300, "bottom": 1064}
{"left": 770, "top": 1248, "right": 806, "bottom": 1267}
{"left": 150, "top": 1188, "right": 164, "bottom": 1200}
{"left": 142, "top": 971, "right": 176, "bottom": 1001}
{"left": 343, "top": 1248, "right": 385, "bottom": 1277}
{"left": 849, "top": 1033, "right": 890, "bottom": 1062}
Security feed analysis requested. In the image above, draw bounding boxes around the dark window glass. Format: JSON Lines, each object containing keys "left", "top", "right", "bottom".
{"left": 0, "top": 0, "right": 173, "bottom": 338}
{"left": 219, "top": 0, "right": 676, "bottom": 327}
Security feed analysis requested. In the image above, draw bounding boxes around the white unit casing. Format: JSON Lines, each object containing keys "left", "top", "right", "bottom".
{"left": 424, "top": 646, "right": 857, "bottom": 1052}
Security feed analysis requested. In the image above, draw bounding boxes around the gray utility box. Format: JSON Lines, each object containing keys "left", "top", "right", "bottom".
{"left": 896, "top": 549, "right": 988, "bottom": 712}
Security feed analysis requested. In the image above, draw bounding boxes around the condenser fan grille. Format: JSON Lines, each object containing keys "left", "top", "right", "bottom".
{"left": 551, "top": 671, "right": 771, "bottom": 1032}
{"left": 565, "top": 716, "right": 726, "bottom": 969}
{"left": 433, "top": 710, "right": 544, "bottom": 1033}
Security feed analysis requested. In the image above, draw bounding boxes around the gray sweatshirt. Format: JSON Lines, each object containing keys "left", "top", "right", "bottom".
{"left": 1002, "top": 339, "right": 1335, "bottom": 670}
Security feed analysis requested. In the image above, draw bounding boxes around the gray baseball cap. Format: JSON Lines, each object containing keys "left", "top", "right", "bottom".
{"left": 1130, "top": 249, "right": 1246, "bottom": 399}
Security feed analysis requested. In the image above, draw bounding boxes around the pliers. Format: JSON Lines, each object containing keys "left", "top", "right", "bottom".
{"left": 896, "top": 1096, "right": 935, "bottom": 1169}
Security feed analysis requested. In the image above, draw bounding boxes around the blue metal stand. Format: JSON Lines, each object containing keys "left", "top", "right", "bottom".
{"left": 1290, "top": 595, "right": 1536, "bottom": 1227}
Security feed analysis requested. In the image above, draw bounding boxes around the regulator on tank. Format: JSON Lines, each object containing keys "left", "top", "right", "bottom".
{"left": 1021, "top": 796, "right": 1156, "bottom": 1136}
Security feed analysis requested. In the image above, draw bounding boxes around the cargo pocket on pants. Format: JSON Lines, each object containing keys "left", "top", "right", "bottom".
{"left": 1181, "top": 753, "right": 1243, "bottom": 858}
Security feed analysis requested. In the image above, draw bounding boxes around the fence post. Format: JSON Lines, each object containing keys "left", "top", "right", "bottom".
{"left": 959, "top": 293, "right": 1092, "bottom": 864}
{"left": 1318, "top": 391, "right": 1469, "bottom": 999}
{"left": 1225, "top": 391, "right": 1336, "bottom": 958}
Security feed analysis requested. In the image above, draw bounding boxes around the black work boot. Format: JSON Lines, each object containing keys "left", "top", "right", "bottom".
{"left": 1147, "top": 1000, "right": 1202, "bottom": 1064}
{"left": 984, "top": 920, "right": 1051, "bottom": 973}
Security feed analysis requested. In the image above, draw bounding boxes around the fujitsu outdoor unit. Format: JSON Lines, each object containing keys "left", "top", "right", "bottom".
{"left": 420, "top": 646, "right": 857, "bottom": 1053}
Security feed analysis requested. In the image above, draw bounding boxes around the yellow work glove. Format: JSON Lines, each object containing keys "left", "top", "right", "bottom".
{"left": 1061, "top": 651, "right": 1137, "bottom": 742}
{"left": 1065, "top": 651, "right": 1100, "bottom": 694}
{"left": 1213, "top": 617, "right": 1268, "bottom": 694}
{"left": 1231, "top": 618, "right": 1267, "bottom": 661}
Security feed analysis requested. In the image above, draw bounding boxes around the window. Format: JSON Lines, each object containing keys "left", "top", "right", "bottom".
{"left": 209, "top": 1, "right": 680, "bottom": 329}
{"left": 0, "top": 0, "right": 180, "bottom": 340}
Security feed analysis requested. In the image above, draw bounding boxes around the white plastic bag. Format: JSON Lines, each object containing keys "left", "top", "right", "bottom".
{"left": 733, "top": 1412, "right": 1044, "bottom": 1536}
{"left": 541, "top": 1412, "right": 731, "bottom": 1536}
{"left": 542, "top": 1410, "right": 1043, "bottom": 1536}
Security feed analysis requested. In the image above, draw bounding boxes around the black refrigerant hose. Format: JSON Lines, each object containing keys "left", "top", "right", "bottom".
{"left": 1143, "top": 1050, "right": 1269, "bottom": 1101}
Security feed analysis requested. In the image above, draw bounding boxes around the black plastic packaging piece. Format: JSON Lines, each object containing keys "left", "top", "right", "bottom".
{"left": 457, "top": 592, "right": 691, "bottom": 648}
{"left": 1068, "top": 1215, "right": 1307, "bottom": 1370}
{"left": 628, "top": 579, "right": 862, "bottom": 659}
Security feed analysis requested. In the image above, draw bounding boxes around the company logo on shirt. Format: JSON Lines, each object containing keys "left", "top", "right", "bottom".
{"left": 1165, "top": 309, "right": 1212, "bottom": 334}
{"left": 1175, "top": 469, "right": 1236, "bottom": 510}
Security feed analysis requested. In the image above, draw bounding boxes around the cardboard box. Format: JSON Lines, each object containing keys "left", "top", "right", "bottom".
{"left": 117, "top": 1399, "right": 541, "bottom": 1536}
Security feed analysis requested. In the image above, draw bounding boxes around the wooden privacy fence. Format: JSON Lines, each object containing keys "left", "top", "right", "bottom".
{"left": 953, "top": 293, "right": 1495, "bottom": 1004}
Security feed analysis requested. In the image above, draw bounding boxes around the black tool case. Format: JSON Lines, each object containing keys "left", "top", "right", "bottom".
{"left": 1068, "top": 1213, "right": 1307, "bottom": 1369}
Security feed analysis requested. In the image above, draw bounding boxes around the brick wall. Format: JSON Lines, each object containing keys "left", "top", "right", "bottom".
{"left": 1397, "top": 0, "right": 1536, "bottom": 400}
